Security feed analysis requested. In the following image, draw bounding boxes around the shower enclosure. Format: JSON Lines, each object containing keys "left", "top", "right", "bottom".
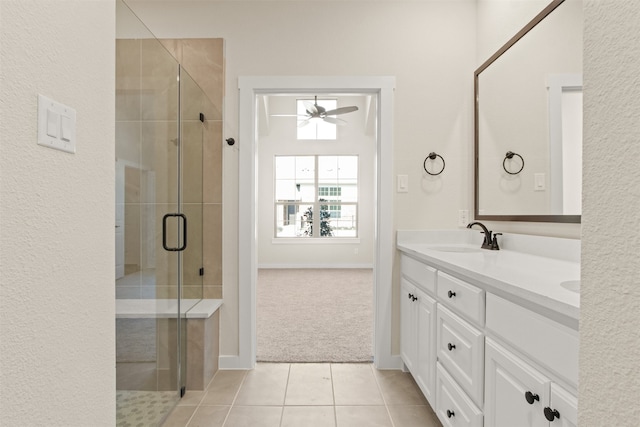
{"left": 115, "top": 1, "right": 214, "bottom": 424}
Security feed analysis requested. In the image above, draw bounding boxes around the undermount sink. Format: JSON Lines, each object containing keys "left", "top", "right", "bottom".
{"left": 431, "top": 246, "right": 482, "bottom": 253}
{"left": 560, "top": 280, "right": 580, "bottom": 293}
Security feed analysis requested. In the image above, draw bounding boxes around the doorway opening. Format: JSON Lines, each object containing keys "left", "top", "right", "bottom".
{"left": 255, "top": 93, "right": 376, "bottom": 362}
{"left": 232, "top": 76, "right": 398, "bottom": 370}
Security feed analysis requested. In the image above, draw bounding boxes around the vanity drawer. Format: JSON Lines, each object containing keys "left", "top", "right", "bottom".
{"left": 435, "top": 362, "right": 483, "bottom": 427}
{"left": 401, "top": 254, "right": 436, "bottom": 294}
{"left": 486, "top": 293, "right": 578, "bottom": 387}
{"left": 437, "top": 271, "right": 485, "bottom": 326}
{"left": 437, "top": 304, "right": 484, "bottom": 407}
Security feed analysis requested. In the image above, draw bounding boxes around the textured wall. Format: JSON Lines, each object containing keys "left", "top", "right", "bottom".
{"left": 580, "top": 1, "right": 640, "bottom": 425}
{"left": 0, "top": 1, "right": 115, "bottom": 425}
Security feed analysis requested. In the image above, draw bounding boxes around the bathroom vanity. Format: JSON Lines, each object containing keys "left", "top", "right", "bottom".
{"left": 397, "top": 230, "right": 579, "bottom": 427}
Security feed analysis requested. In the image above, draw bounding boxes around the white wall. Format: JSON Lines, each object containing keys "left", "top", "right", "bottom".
{"left": 128, "top": 0, "right": 477, "bottom": 357}
{"left": 257, "top": 95, "right": 375, "bottom": 268}
{"left": 580, "top": 1, "right": 640, "bottom": 424}
{"left": 0, "top": 1, "right": 115, "bottom": 425}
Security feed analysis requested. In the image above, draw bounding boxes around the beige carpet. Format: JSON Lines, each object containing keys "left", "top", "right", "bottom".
{"left": 257, "top": 268, "right": 373, "bottom": 363}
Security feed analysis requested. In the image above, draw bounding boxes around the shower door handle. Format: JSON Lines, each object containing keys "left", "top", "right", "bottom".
{"left": 162, "top": 213, "right": 187, "bottom": 251}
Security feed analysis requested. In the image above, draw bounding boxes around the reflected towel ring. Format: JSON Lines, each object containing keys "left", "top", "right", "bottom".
{"left": 503, "top": 151, "right": 524, "bottom": 175}
{"left": 424, "top": 152, "right": 445, "bottom": 176}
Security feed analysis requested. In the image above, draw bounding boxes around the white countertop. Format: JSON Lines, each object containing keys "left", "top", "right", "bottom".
{"left": 116, "top": 298, "right": 223, "bottom": 319}
{"left": 397, "top": 230, "right": 580, "bottom": 327}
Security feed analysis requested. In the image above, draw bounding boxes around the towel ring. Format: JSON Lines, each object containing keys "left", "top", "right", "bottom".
{"left": 503, "top": 151, "right": 524, "bottom": 175}
{"left": 424, "top": 152, "right": 445, "bottom": 176}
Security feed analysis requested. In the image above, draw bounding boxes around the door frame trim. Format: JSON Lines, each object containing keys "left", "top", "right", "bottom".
{"left": 224, "top": 75, "right": 399, "bottom": 369}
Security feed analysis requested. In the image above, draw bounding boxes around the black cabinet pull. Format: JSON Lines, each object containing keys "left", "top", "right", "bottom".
{"left": 448, "top": 290, "right": 456, "bottom": 298}
{"left": 446, "top": 409, "right": 455, "bottom": 418}
{"left": 408, "top": 293, "right": 413, "bottom": 300}
{"left": 525, "top": 391, "right": 539, "bottom": 404}
{"left": 544, "top": 407, "right": 560, "bottom": 422}
{"left": 412, "top": 295, "right": 418, "bottom": 301}
{"left": 447, "top": 343, "right": 456, "bottom": 351}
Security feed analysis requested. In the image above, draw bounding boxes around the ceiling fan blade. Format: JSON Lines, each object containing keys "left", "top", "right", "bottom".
{"left": 322, "top": 117, "right": 347, "bottom": 126}
{"left": 303, "top": 100, "right": 318, "bottom": 116}
{"left": 323, "top": 106, "right": 359, "bottom": 116}
{"left": 270, "top": 114, "right": 308, "bottom": 117}
{"left": 298, "top": 119, "right": 311, "bottom": 127}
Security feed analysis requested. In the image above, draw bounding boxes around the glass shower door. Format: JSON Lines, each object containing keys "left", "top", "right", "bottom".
{"left": 115, "top": 1, "right": 185, "bottom": 424}
{"left": 177, "top": 65, "right": 206, "bottom": 395}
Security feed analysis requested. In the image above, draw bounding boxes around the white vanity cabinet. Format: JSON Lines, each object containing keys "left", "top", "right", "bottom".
{"left": 400, "top": 256, "right": 437, "bottom": 405}
{"left": 485, "top": 339, "right": 577, "bottom": 427}
{"left": 485, "top": 294, "right": 578, "bottom": 427}
{"left": 398, "top": 245, "right": 579, "bottom": 427}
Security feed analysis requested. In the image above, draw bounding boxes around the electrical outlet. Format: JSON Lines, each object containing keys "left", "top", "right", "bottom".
{"left": 458, "top": 209, "right": 469, "bottom": 227}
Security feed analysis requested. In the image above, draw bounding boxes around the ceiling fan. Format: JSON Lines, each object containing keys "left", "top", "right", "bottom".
{"left": 272, "top": 96, "right": 359, "bottom": 127}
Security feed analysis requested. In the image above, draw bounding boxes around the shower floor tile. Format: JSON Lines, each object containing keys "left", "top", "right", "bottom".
{"left": 116, "top": 390, "right": 178, "bottom": 427}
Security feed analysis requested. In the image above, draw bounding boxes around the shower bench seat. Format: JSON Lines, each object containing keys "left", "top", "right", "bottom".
{"left": 115, "top": 298, "right": 222, "bottom": 319}
{"left": 116, "top": 298, "right": 222, "bottom": 390}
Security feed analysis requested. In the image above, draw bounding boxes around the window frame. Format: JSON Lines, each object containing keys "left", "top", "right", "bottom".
{"left": 274, "top": 155, "right": 359, "bottom": 239}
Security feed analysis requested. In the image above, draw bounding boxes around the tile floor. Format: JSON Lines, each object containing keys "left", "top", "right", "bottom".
{"left": 161, "top": 363, "right": 442, "bottom": 427}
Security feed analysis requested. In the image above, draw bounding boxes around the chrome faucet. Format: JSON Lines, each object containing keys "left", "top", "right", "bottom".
{"left": 467, "top": 222, "right": 501, "bottom": 250}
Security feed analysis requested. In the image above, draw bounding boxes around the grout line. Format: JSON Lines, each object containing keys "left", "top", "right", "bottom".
{"left": 279, "top": 363, "right": 292, "bottom": 427}
{"left": 369, "top": 364, "right": 396, "bottom": 427}
{"left": 220, "top": 368, "right": 250, "bottom": 427}
{"left": 330, "top": 363, "right": 338, "bottom": 427}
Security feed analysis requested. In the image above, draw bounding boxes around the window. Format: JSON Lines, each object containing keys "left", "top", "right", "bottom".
{"left": 275, "top": 155, "right": 358, "bottom": 238}
{"left": 297, "top": 99, "right": 337, "bottom": 140}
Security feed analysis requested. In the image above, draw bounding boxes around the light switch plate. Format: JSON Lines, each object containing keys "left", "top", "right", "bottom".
{"left": 38, "top": 94, "right": 76, "bottom": 153}
{"left": 534, "top": 173, "right": 546, "bottom": 191}
{"left": 397, "top": 174, "right": 409, "bottom": 193}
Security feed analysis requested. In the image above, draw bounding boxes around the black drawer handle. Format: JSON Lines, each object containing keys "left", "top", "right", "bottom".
{"left": 544, "top": 407, "right": 560, "bottom": 422}
{"left": 448, "top": 290, "right": 456, "bottom": 298}
{"left": 446, "top": 409, "right": 455, "bottom": 418}
{"left": 525, "top": 391, "right": 539, "bottom": 404}
{"left": 447, "top": 343, "right": 456, "bottom": 351}
{"left": 408, "top": 293, "right": 413, "bottom": 300}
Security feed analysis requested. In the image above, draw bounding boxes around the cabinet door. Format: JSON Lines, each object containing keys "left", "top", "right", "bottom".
{"left": 546, "top": 383, "right": 577, "bottom": 427}
{"left": 485, "top": 338, "right": 550, "bottom": 427}
{"left": 415, "top": 288, "right": 437, "bottom": 405}
{"left": 400, "top": 278, "right": 417, "bottom": 372}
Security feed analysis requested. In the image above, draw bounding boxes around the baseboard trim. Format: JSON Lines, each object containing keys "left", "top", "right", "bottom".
{"left": 218, "top": 355, "right": 254, "bottom": 370}
{"left": 219, "top": 354, "right": 404, "bottom": 371}
{"left": 375, "top": 354, "right": 404, "bottom": 370}
{"left": 257, "top": 264, "right": 374, "bottom": 269}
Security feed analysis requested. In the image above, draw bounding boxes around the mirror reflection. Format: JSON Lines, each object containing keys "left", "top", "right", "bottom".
{"left": 475, "top": 0, "right": 582, "bottom": 222}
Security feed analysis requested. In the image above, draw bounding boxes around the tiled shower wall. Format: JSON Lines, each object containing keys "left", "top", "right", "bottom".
{"left": 160, "top": 38, "right": 224, "bottom": 300}
{"left": 116, "top": 38, "right": 223, "bottom": 300}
